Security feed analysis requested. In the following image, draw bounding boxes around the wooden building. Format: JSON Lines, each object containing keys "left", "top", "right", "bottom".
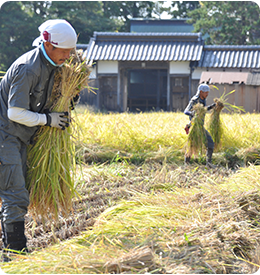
{"left": 79, "top": 22, "right": 260, "bottom": 113}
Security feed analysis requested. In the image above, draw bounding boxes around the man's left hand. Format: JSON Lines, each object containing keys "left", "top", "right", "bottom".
{"left": 70, "top": 93, "right": 80, "bottom": 110}
{"left": 207, "top": 103, "right": 216, "bottom": 111}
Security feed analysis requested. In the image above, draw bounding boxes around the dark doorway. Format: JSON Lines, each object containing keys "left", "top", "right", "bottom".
{"left": 171, "top": 76, "right": 189, "bottom": 111}
{"left": 128, "top": 69, "right": 167, "bottom": 112}
{"left": 99, "top": 76, "right": 117, "bottom": 111}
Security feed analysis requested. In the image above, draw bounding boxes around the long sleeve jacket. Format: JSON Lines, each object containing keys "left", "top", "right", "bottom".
{"left": 0, "top": 46, "right": 58, "bottom": 145}
{"left": 184, "top": 94, "right": 215, "bottom": 121}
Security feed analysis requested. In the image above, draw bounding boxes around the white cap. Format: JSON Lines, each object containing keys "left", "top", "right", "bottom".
{"left": 198, "top": 84, "right": 210, "bottom": 92}
{"left": 32, "top": 19, "right": 77, "bottom": 49}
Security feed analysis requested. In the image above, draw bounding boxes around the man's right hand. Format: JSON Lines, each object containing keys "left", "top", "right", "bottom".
{"left": 184, "top": 124, "right": 191, "bottom": 135}
{"left": 45, "top": 112, "right": 70, "bottom": 130}
{"left": 207, "top": 103, "right": 216, "bottom": 111}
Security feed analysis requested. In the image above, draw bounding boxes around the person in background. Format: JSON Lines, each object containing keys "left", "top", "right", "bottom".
{"left": 184, "top": 83, "right": 216, "bottom": 168}
{"left": 0, "top": 19, "right": 77, "bottom": 261}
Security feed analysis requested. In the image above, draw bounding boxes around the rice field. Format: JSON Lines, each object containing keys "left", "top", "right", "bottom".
{"left": 1, "top": 108, "right": 260, "bottom": 274}
{"left": 75, "top": 106, "right": 260, "bottom": 165}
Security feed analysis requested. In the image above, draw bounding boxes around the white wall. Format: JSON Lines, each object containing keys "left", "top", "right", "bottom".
{"left": 170, "top": 61, "right": 190, "bottom": 74}
{"left": 192, "top": 68, "right": 205, "bottom": 80}
{"left": 97, "top": 61, "right": 118, "bottom": 74}
{"left": 89, "top": 66, "right": 96, "bottom": 79}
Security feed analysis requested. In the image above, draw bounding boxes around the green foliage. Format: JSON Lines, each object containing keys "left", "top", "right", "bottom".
{"left": 0, "top": 1, "right": 41, "bottom": 70}
{"left": 0, "top": 1, "right": 163, "bottom": 70}
{"left": 187, "top": 1, "right": 260, "bottom": 45}
{"left": 102, "top": 1, "right": 157, "bottom": 31}
{"left": 170, "top": 1, "right": 200, "bottom": 18}
{"left": 48, "top": 1, "right": 121, "bottom": 44}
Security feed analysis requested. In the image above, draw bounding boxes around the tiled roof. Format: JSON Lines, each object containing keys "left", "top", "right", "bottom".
{"left": 76, "top": 44, "right": 88, "bottom": 50}
{"left": 84, "top": 32, "right": 204, "bottom": 63}
{"left": 198, "top": 45, "right": 260, "bottom": 68}
{"left": 83, "top": 32, "right": 260, "bottom": 69}
{"left": 246, "top": 71, "right": 260, "bottom": 85}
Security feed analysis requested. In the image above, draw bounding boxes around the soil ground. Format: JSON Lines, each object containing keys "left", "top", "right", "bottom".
{"left": 1, "top": 163, "right": 259, "bottom": 274}
{"left": 3, "top": 163, "right": 226, "bottom": 251}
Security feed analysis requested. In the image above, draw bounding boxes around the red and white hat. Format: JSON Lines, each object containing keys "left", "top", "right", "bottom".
{"left": 32, "top": 19, "right": 77, "bottom": 48}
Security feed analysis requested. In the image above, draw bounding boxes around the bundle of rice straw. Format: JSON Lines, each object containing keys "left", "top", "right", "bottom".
{"left": 186, "top": 103, "right": 207, "bottom": 157}
{"left": 208, "top": 98, "right": 224, "bottom": 150}
{"left": 26, "top": 54, "right": 90, "bottom": 221}
{"left": 208, "top": 89, "right": 245, "bottom": 151}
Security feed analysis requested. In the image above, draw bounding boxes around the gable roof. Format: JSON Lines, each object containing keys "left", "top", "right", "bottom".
{"left": 198, "top": 45, "right": 260, "bottom": 68}
{"left": 83, "top": 32, "right": 260, "bottom": 69}
{"left": 84, "top": 32, "right": 204, "bottom": 64}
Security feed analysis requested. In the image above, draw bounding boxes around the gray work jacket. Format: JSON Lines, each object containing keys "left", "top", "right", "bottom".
{"left": 184, "top": 94, "right": 206, "bottom": 121}
{"left": 0, "top": 46, "right": 57, "bottom": 146}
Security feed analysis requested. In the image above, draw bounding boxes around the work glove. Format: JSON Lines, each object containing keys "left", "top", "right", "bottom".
{"left": 185, "top": 110, "right": 195, "bottom": 117}
{"left": 184, "top": 123, "right": 191, "bottom": 135}
{"left": 207, "top": 103, "right": 216, "bottom": 111}
{"left": 70, "top": 93, "right": 80, "bottom": 110}
{"left": 45, "top": 111, "right": 70, "bottom": 130}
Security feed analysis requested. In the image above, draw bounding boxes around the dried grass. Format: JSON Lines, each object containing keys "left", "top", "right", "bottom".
{"left": 104, "top": 246, "right": 155, "bottom": 273}
{"left": 207, "top": 89, "right": 245, "bottom": 151}
{"left": 208, "top": 98, "right": 224, "bottom": 151}
{"left": 186, "top": 103, "right": 207, "bottom": 157}
{"left": 2, "top": 163, "right": 260, "bottom": 274}
{"left": 26, "top": 56, "right": 91, "bottom": 221}
{"left": 2, "top": 111, "right": 260, "bottom": 274}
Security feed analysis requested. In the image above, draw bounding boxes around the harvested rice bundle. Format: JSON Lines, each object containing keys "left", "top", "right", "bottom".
{"left": 186, "top": 103, "right": 207, "bottom": 157}
{"left": 26, "top": 57, "right": 90, "bottom": 221}
{"left": 208, "top": 98, "right": 224, "bottom": 150}
{"left": 208, "top": 89, "right": 244, "bottom": 150}
{"left": 237, "top": 147, "right": 260, "bottom": 165}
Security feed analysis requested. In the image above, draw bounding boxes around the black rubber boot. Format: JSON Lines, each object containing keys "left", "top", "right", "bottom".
{"left": 206, "top": 148, "right": 217, "bottom": 168}
{"left": 1, "top": 220, "right": 5, "bottom": 246}
{"left": 184, "top": 154, "right": 191, "bottom": 165}
{"left": 1, "top": 221, "right": 28, "bottom": 262}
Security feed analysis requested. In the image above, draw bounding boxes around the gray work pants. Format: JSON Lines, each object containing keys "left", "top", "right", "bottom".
{"left": 205, "top": 129, "right": 214, "bottom": 150}
{"left": 0, "top": 130, "right": 29, "bottom": 224}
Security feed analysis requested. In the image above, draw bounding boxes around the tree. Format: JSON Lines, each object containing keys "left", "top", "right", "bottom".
{"left": 22, "top": 1, "right": 51, "bottom": 18}
{"left": 102, "top": 1, "right": 160, "bottom": 31}
{"left": 187, "top": 1, "right": 260, "bottom": 45}
{"left": 170, "top": 1, "right": 200, "bottom": 18}
{"left": 0, "top": 1, "right": 41, "bottom": 70}
{"left": 0, "top": 1, "right": 168, "bottom": 70}
{"left": 47, "top": 1, "right": 121, "bottom": 44}
{"left": 0, "top": 1, "right": 121, "bottom": 69}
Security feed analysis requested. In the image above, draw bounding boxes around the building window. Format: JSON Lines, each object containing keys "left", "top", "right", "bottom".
{"left": 175, "top": 78, "right": 182, "bottom": 86}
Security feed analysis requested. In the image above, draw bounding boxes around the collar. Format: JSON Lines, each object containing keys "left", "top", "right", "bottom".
{"left": 41, "top": 43, "right": 63, "bottom": 67}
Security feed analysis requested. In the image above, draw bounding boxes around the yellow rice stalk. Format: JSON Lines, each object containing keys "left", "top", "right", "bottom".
{"left": 208, "top": 89, "right": 245, "bottom": 150}
{"left": 187, "top": 103, "right": 207, "bottom": 157}
{"left": 26, "top": 57, "right": 90, "bottom": 221}
{"left": 208, "top": 98, "right": 224, "bottom": 150}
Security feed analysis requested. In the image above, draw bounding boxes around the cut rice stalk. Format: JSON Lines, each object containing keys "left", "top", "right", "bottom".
{"left": 186, "top": 103, "right": 207, "bottom": 157}
{"left": 26, "top": 57, "right": 91, "bottom": 221}
{"left": 208, "top": 89, "right": 245, "bottom": 151}
{"left": 208, "top": 98, "right": 224, "bottom": 151}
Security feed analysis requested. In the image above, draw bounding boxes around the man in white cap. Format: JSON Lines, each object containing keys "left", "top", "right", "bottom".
{"left": 0, "top": 19, "right": 77, "bottom": 261}
{"left": 184, "top": 83, "right": 216, "bottom": 167}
